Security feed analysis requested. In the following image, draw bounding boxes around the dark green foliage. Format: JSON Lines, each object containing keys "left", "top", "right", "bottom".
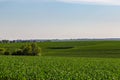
{"left": 12, "top": 43, "right": 41, "bottom": 56}
{"left": 4, "top": 51, "right": 10, "bottom": 55}
{"left": 31, "top": 43, "right": 41, "bottom": 56}
{"left": 12, "top": 49, "right": 23, "bottom": 55}
{"left": 22, "top": 44, "right": 32, "bottom": 55}
{"left": 0, "top": 48, "right": 5, "bottom": 55}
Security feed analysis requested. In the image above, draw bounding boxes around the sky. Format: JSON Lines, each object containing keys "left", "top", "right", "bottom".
{"left": 0, "top": 0, "right": 120, "bottom": 40}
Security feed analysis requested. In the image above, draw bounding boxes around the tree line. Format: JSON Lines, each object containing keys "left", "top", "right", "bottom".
{"left": 0, "top": 43, "right": 41, "bottom": 56}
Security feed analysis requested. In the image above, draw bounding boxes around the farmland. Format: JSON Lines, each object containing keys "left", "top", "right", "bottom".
{"left": 1, "top": 56, "right": 120, "bottom": 80}
{"left": 1, "top": 41, "right": 120, "bottom": 79}
{"left": 1, "top": 41, "right": 120, "bottom": 57}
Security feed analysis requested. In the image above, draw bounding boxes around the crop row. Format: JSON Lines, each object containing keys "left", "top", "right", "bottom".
{"left": 0, "top": 56, "right": 120, "bottom": 80}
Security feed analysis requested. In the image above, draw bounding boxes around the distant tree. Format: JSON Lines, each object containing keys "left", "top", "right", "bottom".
{"left": 23, "top": 44, "right": 32, "bottom": 55}
{"left": 12, "top": 43, "right": 41, "bottom": 56}
{"left": 31, "top": 43, "right": 41, "bottom": 56}
{"left": 2, "top": 40, "right": 9, "bottom": 43}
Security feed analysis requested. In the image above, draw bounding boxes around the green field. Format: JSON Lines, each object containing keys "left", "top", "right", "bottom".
{"left": 1, "top": 56, "right": 120, "bottom": 80}
{"left": 1, "top": 41, "right": 120, "bottom": 79}
{"left": 1, "top": 41, "right": 120, "bottom": 57}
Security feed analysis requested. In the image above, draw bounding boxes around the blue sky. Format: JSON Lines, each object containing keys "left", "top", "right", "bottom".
{"left": 0, "top": 0, "right": 120, "bottom": 40}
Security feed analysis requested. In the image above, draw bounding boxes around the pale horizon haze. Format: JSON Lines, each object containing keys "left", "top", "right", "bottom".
{"left": 1, "top": 0, "right": 120, "bottom": 40}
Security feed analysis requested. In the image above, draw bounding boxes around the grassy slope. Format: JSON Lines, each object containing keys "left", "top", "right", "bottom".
{"left": 0, "top": 41, "right": 120, "bottom": 57}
